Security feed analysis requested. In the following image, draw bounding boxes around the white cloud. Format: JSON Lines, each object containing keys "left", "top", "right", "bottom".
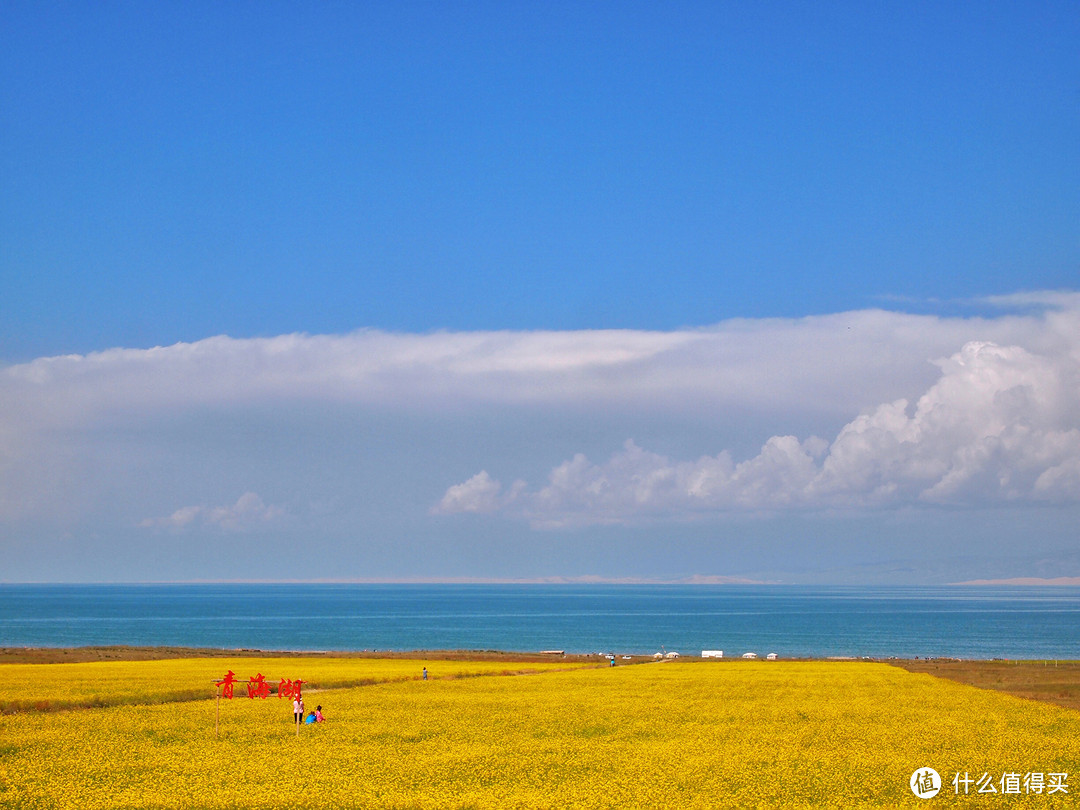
{"left": 815, "top": 341, "right": 1080, "bottom": 505}
{"left": 2, "top": 290, "right": 1078, "bottom": 532}
{"left": 434, "top": 471, "right": 504, "bottom": 514}
{"left": 140, "top": 493, "right": 285, "bottom": 532}
{"left": 4, "top": 290, "right": 1076, "bottom": 431}
{"left": 439, "top": 337, "right": 1080, "bottom": 526}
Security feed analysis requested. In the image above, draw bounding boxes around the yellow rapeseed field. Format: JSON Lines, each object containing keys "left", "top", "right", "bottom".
{"left": 0, "top": 657, "right": 580, "bottom": 713}
{"left": 0, "top": 659, "right": 1077, "bottom": 808}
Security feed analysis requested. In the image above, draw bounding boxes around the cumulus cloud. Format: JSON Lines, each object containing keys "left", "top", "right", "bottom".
{"left": 438, "top": 338, "right": 1080, "bottom": 526}
{"left": 140, "top": 493, "right": 285, "bottom": 532}
{"left": 434, "top": 471, "right": 506, "bottom": 514}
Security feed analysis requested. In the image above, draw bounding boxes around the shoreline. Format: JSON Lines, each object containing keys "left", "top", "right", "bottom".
{"left": 2, "top": 644, "right": 1075, "bottom": 665}
{"left": 0, "top": 645, "right": 619, "bottom": 665}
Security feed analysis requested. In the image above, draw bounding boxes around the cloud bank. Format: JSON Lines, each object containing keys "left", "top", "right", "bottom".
{"left": 5, "top": 292, "right": 1077, "bottom": 426}
{"left": 2, "top": 291, "right": 1078, "bottom": 535}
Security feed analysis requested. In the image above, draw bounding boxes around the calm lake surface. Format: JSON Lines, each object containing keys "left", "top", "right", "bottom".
{"left": 1, "top": 584, "right": 1078, "bottom": 659}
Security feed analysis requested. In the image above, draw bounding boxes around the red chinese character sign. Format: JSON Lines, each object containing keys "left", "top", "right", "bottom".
{"left": 278, "top": 678, "right": 304, "bottom": 699}
{"left": 214, "top": 671, "right": 305, "bottom": 736}
{"left": 218, "top": 670, "right": 237, "bottom": 699}
{"left": 215, "top": 671, "right": 302, "bottom": 700}
{"left": 247, "top": 672, "right": 270, "bottom": 699}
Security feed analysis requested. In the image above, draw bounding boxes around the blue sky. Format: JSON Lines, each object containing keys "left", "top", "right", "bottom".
{"left": 1, "top": 3, "right": 1078, "bottom": 583}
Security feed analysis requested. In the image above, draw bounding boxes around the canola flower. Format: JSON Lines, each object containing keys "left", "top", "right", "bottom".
{"left": 0, "top": 657, "right": 580, "bottom": 713}
{"left": 0, "top": 661, "right": 1078, "bottom": 808}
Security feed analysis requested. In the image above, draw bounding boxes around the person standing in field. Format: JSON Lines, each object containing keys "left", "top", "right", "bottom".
{"left": 422, "top": 667, "right": 428, "bottom": 681}
{"left": 293, "top": 695, "right": 304, "bottom": 725}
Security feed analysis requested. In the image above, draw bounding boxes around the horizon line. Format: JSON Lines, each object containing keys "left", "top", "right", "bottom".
{"left": 3, "top": 576, "right": 1080, "bottom": 586}
{"left": 1, "top": 575, "right": 775, "bottom": 586}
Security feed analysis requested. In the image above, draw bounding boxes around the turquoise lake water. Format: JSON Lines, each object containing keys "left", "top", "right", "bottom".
{"left": 1, "top": 583, "right": 1078, "bottom": 659}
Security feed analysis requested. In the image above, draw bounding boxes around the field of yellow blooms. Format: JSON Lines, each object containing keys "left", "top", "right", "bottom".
{"left": 1, "top": 658, "right": 1078, "bottom": 808}
{"left": 0, "top": 657, "right": 579, "bottom": 713}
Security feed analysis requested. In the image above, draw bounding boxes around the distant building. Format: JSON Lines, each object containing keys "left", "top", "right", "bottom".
{"left": 766, "top": 653, "right": 778, "bottom": 661}
{"left": 701, "top": 650, "right": 724, "bottom": 658}
{"left": 741, "top": 652, "right": 758, "bottom": 659}
{"left": 664, "top": 651, "right": 680, "bottom": 659}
